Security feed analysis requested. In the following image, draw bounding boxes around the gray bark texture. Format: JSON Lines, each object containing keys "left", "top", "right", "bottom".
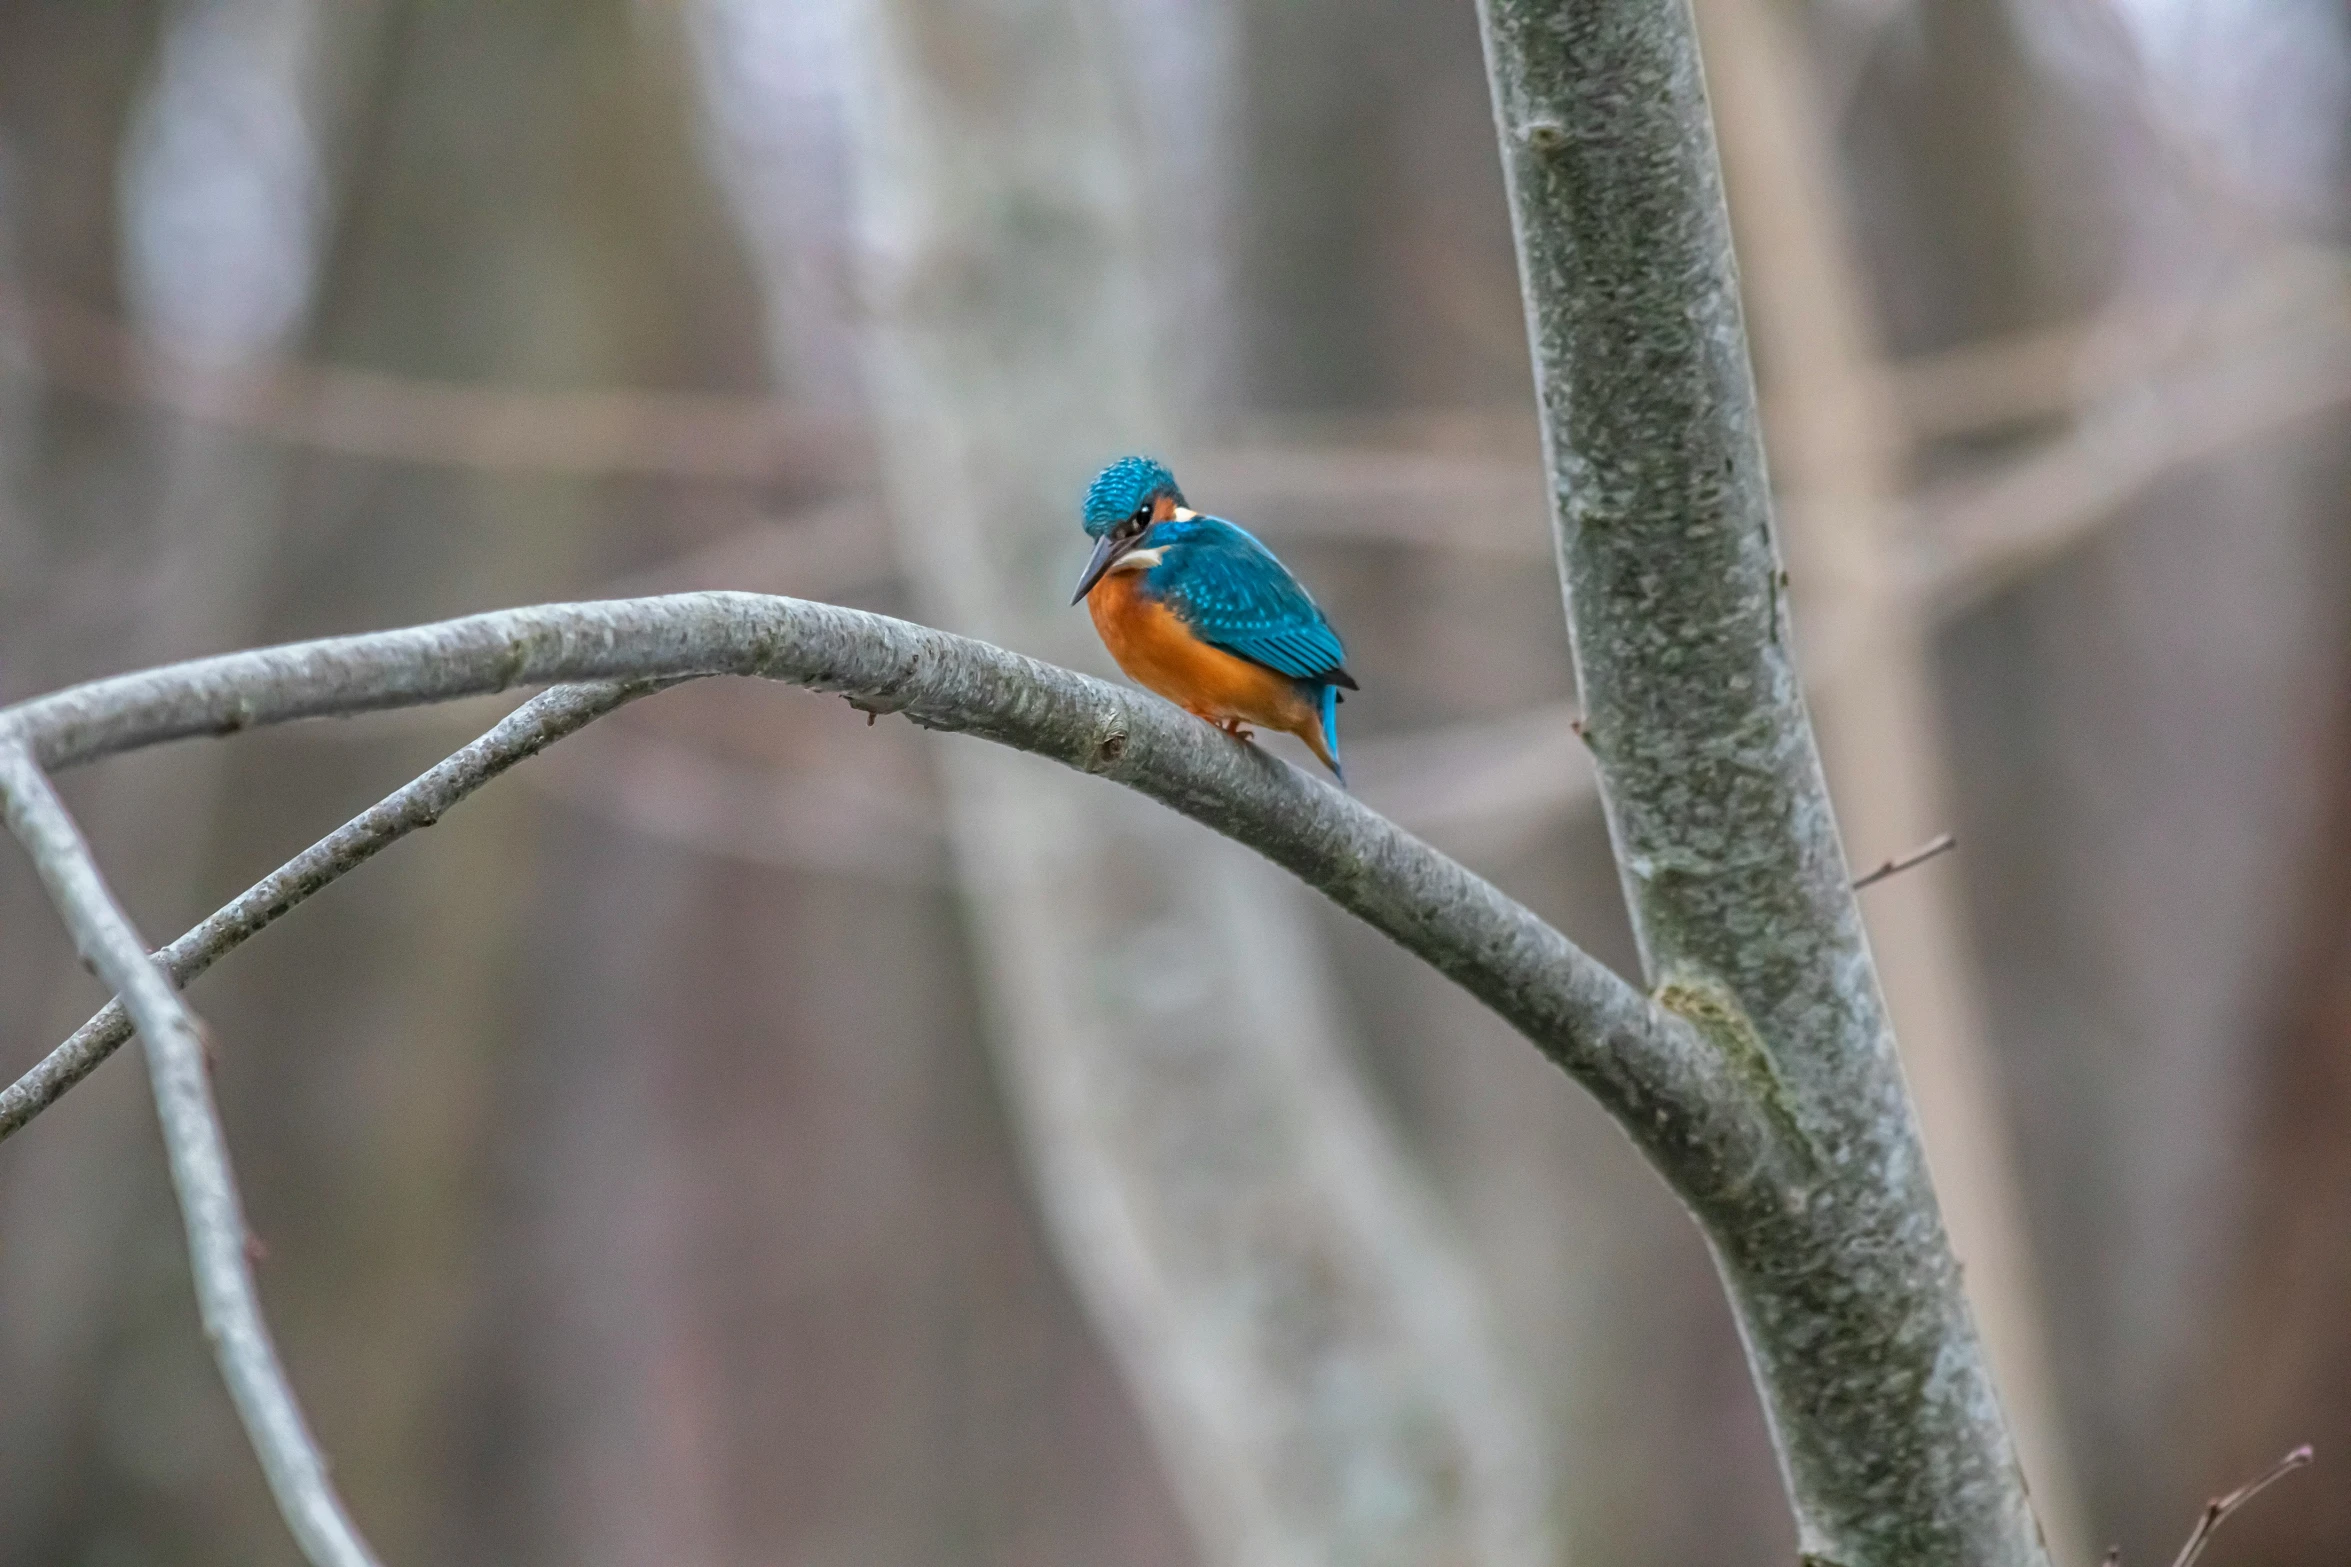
{"left": 0, "top": 592, "right": 1764, "bottom": 1179}
{"left": 0, "top": 742, "right": 383, "bottom": 1567}
{"left": 0, "top": 588, "right": 1770, "bottom": 1567}
{"left": 823, "top": 2, "right": 1554, "bottom": 1562}
{"left": 1474, "top": 2, "right": 2049, "bottom": 1565}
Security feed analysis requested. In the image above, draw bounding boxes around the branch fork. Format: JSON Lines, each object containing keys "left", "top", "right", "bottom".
{"left": 1, "top": 592, "right": 1756, "bottom": 1565}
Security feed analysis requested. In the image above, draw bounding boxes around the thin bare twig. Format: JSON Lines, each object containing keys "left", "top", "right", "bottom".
{"left": 1852, "top": 832, "right": 1959, "bottom": 891}
{"left": 0, "top": 740, "right": 380, "bottom": 1567}
{"left": 0, "top": 680, "right": 663, "bottom": 1144}
{"left": 2166, "top": 1444, "right": 2313, "bottom": 1567}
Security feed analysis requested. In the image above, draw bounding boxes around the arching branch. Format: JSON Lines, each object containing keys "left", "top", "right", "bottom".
{"left": 0, "top": 743, "right": 381, "bottom": 1567}
{"left": 0, "top": 593, "right": 1800, "bottom": 1564}
{"left": 1, "top": 679, "right": 668, "bottom": 1143}
{"left": 5, "top": 592, "right": 1768, "bottom": 1185}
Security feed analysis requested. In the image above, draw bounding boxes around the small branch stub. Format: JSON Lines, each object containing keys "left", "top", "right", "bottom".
{"left": 1521, "top": 116, "right": 1568, "bottom": 154}
{"left": 1852, "top": 832, "right": 1958, "bottom": 891}
{"left": 2164, "top": 1444, "right": 2313, "bottom": 1567}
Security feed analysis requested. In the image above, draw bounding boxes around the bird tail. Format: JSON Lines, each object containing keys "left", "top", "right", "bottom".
{"left": 1313, "top": 682, "right": 1345, "bottom": 786}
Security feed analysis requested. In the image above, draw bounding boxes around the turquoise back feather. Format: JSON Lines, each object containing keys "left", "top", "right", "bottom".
{"left": 1137, "top": 515, "right": 1351, "bottom": 684}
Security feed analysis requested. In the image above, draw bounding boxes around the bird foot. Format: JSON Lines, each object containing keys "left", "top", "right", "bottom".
{"left": 1185, "top": 711, "right": 1258, "bottom": 745}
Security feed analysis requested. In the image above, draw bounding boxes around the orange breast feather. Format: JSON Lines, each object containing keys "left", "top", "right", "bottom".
{"left": 1088, "top": 569, "right": 1314, "bottom": 735}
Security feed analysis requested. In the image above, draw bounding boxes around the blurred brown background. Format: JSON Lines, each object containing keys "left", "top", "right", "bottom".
{"left": 1, "top": 0, "right": 2347, "bottom": 1563}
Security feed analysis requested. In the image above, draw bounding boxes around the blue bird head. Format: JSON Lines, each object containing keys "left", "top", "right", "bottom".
{"left": 1073, "top": 455, "right": 1184, "bottom": 603}
{"left": 1081, "top": 455, "right": 1182, "bottom": 539}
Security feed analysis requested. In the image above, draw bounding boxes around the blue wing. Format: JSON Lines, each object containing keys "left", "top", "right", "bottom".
{"left": 1144, "top": 516, "right": 1353, "bottom": 684}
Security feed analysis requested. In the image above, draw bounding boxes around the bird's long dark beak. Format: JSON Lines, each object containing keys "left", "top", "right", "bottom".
{"left": 1070, "top": 532, "right": 1132, "bottom": 604}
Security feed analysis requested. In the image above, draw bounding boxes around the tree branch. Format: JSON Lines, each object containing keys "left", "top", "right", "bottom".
{"left": 0, "top": 591, "right": 1778, "bottom": 1196}
{"left": 0, "top": 680, "right": 663, "bottom": 1144}
{"left": 2166, "top": 1444, "right": 2313, "bottom": 1567}
{"left": 1916, "top": 320, "right": 2351, "bottom": 613}
{"left": 0, "top": 280, "right": 861, "bottom": 484}
{"left": 1475, "top": 1, "right": 2047, "bottom": 1562}
{"left": 0, "top": 741, "right": 381, "bottom": 1567}
{"left": 0, "top": 592, "right": 1787, "bottom": 1565}
{"left": 1850, "top": 833, "right": 1959, "bottom": 892}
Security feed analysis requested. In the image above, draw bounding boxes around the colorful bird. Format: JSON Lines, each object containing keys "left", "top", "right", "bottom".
{"left": 1070, "top": 455, "right": 1356, "bottom": 781}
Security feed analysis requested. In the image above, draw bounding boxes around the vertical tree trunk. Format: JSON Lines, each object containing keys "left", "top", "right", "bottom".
{"left": 805, "top": 2, "right": 1555, "bottom": 1562}
{"left": 1475, "top": 2, "right": 2049, "bottom": 1562}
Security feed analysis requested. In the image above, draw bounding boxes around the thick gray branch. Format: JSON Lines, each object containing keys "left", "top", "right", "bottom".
{"left": 1476, "top": 2, "right": 2046, "bottom": 1563}
{"left": 0, "top": 680, "right": 659, "bottom": 1143}
{"left": 1, "top": 592, "right": 1771, "bottom": 1189}
{"left": 0, "top": 593, "right": 1799, "bottom": 1567}
{"left": 0, "top": 742, "right": 381, "bottom": 1567}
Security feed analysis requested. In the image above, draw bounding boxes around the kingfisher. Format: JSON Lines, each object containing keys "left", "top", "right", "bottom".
{"left": 1070, "top": 455, "right": 1356, "bottom": 781}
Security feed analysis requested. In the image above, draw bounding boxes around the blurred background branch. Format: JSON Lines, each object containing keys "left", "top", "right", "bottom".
{"left": 805, "top": 0, "right": 1553, "bottom": 1557}
{"left": 1694, "top": 0, "right": 2086, "bottom": 1557}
